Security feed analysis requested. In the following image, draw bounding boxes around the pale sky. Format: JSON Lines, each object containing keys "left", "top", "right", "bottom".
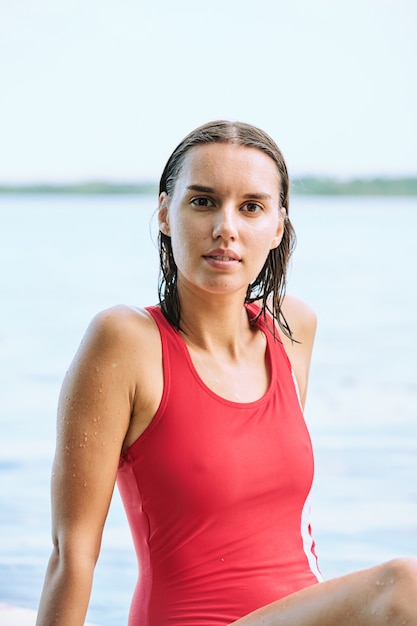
{"left": 1, "top": 0, "right": 416, "bottom": 183}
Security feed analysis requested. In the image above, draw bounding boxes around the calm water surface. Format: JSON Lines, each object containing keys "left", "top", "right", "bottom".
{"left": 1, "top": 194, "right": 416, "bottom": 625}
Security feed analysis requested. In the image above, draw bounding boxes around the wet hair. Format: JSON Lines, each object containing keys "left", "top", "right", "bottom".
{"left": 158, "top": 120, "right": 297, "bottom": 339}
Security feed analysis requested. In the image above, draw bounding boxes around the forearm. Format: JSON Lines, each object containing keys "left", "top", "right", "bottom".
{"left": 36, "top": 548, "right": 95, "bottom": 626}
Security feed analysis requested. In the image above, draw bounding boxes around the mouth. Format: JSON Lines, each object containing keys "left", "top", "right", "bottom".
{"left": 203, "top": 249, "right": 241, "bottom": 263}
{"left": 203, "top": 250, "right": 241, "bottom": 270}
{"left": 206, "top": 255, "right": 241, "bottom": 262}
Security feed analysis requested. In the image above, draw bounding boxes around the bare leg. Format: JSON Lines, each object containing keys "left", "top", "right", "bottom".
{"left": 231, "top": 558, "right": 417, "bottom": 625}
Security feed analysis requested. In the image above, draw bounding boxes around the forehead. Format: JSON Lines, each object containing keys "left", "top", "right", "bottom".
{"left": 177, "top": 143, "right": 281, "bottom": 193}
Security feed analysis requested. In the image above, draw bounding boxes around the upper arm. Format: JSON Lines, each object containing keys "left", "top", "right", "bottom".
{"left": 280, "top": 295, "right": 317, "bottom": 410}
{"left": 50, "top": 306, "right": 139, "bottom": 560}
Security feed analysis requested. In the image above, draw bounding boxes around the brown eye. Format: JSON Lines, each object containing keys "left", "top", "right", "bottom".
{"left": 242, "top": 202, "right": 262, "bottom": 213}
{"left": 191, "top": 197, "right": 214, "bottom": 207}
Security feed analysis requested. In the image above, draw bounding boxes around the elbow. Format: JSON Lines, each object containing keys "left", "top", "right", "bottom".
{"left": 51, "top": 529, "right": 101, "bottom": 574}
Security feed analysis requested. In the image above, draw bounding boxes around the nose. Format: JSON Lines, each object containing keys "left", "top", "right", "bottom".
{"left": 212, "top": 206, "right": 238, "bottom": 241}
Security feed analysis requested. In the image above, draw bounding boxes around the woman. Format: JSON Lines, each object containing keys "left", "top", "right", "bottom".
{"left": 37, "top": 121, "right": 417, "bottom": 625}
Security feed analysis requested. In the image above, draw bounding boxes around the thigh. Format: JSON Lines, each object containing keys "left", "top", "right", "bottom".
{"left": 231, "top": 558, "right": 417, "bottom": 626}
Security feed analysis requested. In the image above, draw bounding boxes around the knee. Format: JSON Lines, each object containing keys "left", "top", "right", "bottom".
{"left": 373, "top": 557, "right": 417, "bottom": 623}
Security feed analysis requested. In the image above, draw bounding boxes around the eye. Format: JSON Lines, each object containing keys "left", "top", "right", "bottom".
{"left": 241, "top": 202, "right": 263, "bottom": 214}
{"left": 191, "top": 197, "right": 215, "bottom": 207}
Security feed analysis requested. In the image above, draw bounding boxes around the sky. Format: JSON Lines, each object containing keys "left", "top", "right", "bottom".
{"left": 1, "top": 0, "right": 416, "bottom": 183}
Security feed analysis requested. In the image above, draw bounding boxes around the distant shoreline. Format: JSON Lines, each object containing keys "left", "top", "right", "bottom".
{"left": 1, "top": 177, "right": 417, "bottom": 196}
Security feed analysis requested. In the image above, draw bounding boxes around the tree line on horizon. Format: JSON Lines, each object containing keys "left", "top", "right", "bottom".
{"left": 1, "top": 177, "right": 417, "bottom": 196}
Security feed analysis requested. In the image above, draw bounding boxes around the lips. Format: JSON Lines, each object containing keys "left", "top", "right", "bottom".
{"left": 203, "top": 249, "right": 241, "bottom": 262}
{"left": 209, "top": 255, "right": 237, "bottom": 261}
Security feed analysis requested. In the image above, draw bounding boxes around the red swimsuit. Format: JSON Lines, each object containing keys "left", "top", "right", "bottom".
{"left": 117, "top": 305, "right": 321, "bottom": 625}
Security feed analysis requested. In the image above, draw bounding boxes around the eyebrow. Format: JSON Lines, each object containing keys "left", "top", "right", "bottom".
{"left": 186, "top": 185, "right": 273, "bottom": 200}
{"left": 187, "top": 185, "right": 216, "bottom": 193}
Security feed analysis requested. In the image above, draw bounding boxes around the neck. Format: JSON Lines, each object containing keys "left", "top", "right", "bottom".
{"left": 176, "top": 286, "right": 254, "bottom": 356}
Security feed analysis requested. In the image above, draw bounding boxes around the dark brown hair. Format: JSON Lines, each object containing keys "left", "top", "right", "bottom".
{"left": 158, "top": 120, "right": 296, "bottom": 339}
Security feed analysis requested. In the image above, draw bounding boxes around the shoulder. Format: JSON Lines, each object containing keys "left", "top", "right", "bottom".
{"left": 281, "top": 294, "right": 317, "bottom": 344}
{"left": 88, "top": 304, "right": 156, "bottom": 334}
{"left": 279, "top": 295, "right": 317, "bottom": 409}
{"left": 71, "top": 305, "right": 162, "bottom": 381}
{"left": 65, "top": 305, "right": 164, "bottom": 427}
{"left": 84, "top": 304, "right": 159, "bottom": 349}
{"left": 81, "top": 306, "right": 165, "bottom": 450}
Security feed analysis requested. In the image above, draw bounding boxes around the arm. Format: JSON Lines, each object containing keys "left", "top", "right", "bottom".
{"left": 280, "top": 295, "right": 317, "bottom": 410}
{"left": 36, "top": 307, "right": 139, "bottom": 625}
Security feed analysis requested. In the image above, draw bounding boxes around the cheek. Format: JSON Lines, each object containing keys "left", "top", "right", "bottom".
{"left": 173, "top": 217, "right": 208, "bottom": 246}
{"left": 252, "top": 225, "right": 279, "bottom": 253}
{"left": 170, "top": 220, "right": 201, "bottom": 264}
{"left": 247, "top": 228, "right": 278, "bottom": 272}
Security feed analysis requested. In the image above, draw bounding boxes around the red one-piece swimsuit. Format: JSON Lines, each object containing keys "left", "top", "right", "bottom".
{"left": 117, "top": 304, "right": 322, "bottom": 625}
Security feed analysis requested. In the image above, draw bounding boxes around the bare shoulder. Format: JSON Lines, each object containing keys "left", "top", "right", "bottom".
{"left": 64, "top": 304, "right": 163, "bottom": 450}
{"left": 280, "top": 294, "right": 317, "bottom": 409}
{"left": 86, "top": 304, "right": 158, "bottom": 342}
{"left": 78, "top": 304, "right": 161, "bottom": 365}
{"left": 281, "top": 294, "right": 317, "bottom": 344}
{"left": 67, "top": 304, "right": 163, "bottom": 408}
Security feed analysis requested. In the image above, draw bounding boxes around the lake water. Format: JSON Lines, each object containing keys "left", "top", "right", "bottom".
{"left": 1, "top": 194, "right": 417, "bottom": 625}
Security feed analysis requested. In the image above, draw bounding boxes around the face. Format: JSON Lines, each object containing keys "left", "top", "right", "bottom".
{"left": 158, "top": 142, "right": 285, "bottom": 299}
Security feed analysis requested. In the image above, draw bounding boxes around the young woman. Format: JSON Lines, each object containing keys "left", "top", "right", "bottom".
{"left": 37, "top": 121, "right": 417, "bottom": 625}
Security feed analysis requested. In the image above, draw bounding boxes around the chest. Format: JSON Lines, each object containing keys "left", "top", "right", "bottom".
{"left": 185, "top": 334, "right": 270, "bottom": 403}
{"left": 130, "top": 365, "right": 314, "bottom": 521}
{"left": 140, "top": 328, "right": 312, "bottom": 506}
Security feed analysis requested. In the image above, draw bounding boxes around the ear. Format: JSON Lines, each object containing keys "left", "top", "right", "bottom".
{"left": 158, "top": 192, "right": 170, "bottom": 236}
{"left": 270, "top": 208, "right": 286, "bottom": 250}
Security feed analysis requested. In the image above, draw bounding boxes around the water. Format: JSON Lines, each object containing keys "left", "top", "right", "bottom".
{"left": 1, "top": 194, "right": 416, "bottom": 625}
